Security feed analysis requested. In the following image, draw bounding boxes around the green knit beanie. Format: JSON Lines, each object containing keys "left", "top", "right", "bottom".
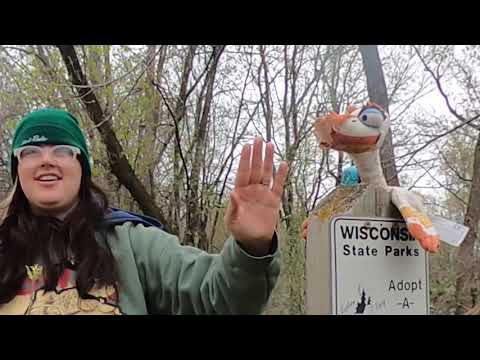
{"left": 10, "top": 108, "right": 91, "bottom": 180}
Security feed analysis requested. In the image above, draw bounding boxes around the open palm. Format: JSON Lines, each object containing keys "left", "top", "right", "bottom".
{"left": 224, "top": 137, "right": 289, "bottom": 256}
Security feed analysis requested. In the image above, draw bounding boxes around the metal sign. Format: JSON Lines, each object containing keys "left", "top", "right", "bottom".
{"left": 330, "top": 216, "right": 429, "bottom": 315}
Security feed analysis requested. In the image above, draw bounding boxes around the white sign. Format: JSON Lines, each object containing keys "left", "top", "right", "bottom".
{"left": 431, "top": 215, "right": 470, "bottom": 247}
{"left": 330, "top": 216, "right": 429, "bottom": 315}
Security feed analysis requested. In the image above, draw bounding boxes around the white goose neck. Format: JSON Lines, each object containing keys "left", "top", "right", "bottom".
{"left": 349, "top": 150, "right": 387, "bottom": 188}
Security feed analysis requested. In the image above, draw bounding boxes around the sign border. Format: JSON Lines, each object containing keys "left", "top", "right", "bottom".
{"left": 330, "top": 216, "right": 430, "bottom": 315}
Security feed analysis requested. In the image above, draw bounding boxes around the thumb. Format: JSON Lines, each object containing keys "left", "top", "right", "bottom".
{"left": 225, "top": 191, "right": 240, "bottom": 226}
{"left": 229, "top": 191, "right": 240, "bottom": 218}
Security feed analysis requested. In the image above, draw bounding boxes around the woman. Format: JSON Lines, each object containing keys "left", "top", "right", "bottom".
{"left": 0, "top": 108, "right": 288, "bottom": 315}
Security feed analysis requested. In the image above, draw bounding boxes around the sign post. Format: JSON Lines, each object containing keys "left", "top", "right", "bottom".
{"left": 305, "top": 185, "right": 430, "bottom": 315}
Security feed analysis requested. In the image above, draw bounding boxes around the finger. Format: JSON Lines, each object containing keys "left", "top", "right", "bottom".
{"left": 272, "top": 161, "right": 289, "bottom": 198}
{"left": 235, "top": 144, "right": 251, "bottom": 188}
{"left": 249, "top": 137, "right": 263, "bottom": 184}
{"left": 261, "top": 142, "right": 274, "bottom": 187}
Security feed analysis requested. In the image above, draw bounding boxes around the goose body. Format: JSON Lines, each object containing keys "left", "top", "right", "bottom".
{"left": 305, "top": 103, "right": 439, "bottom": 253}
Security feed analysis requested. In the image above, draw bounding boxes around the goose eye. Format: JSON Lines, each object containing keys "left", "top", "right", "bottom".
{"left": 358, "top": 108, "right": 385, "bottom": 128}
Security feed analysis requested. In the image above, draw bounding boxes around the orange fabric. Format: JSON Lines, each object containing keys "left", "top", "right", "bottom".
{"left": 407, "top": 223, "right": 440, "bottom": 252}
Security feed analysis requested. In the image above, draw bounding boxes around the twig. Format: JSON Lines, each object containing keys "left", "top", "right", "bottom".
{"left": 439, "top": 149, "right": 472, "bottom": 182}
{"left": 151, "top": 80, "right": 191, "bottom": 192}
{"left": 408, "top": 164, "right": 437, "bottom": 190}
{"left": 395, "top": 114, "right": 480, "bottom": 176}
{"left": 86, "top": 47, "right": 164, "bottom": 133}
{"left": 413, "top": 45, "right": 480, "bottom": 130}
{"left": 418, "top": 163, "right": 468, "bottom": 206}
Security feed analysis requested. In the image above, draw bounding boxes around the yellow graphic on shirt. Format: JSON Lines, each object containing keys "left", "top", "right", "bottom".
{"left": 0, "top": 269, "right": 124, "bottom": 315}
{"left": 25, "top": 286, "right": 122, "bottom": 315}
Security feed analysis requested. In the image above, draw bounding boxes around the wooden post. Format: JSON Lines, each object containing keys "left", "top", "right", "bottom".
{"left": 305, "top": 184, "right": 429, "bottom": 315}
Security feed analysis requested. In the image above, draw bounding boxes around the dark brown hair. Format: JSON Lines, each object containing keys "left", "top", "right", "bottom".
{"left": 0, "top": 176, "right": 118, "bottom": 304}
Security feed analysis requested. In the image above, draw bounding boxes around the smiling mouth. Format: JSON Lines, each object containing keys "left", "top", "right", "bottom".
{"left": 36, "top": 179, "right": 61, "bottom": 182}
{"left": 328, "top": 128, "right": 380, "bottom": 153}
{"left": 35, "top": 175, "right": 63, "bottom": 183}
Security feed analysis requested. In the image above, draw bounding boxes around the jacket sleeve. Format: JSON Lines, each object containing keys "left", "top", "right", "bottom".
{"left": 127, "top": 223, "right": 281, "bottom": 314}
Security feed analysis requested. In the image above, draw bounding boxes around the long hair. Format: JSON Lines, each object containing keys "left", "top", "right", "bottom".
{"left": 0, "top": 176, "right": 119, "bottom": 304}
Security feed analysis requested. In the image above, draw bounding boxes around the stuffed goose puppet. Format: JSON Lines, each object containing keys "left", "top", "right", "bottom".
{"left": 302, "top": 103, "right": 439, "bottom": 253}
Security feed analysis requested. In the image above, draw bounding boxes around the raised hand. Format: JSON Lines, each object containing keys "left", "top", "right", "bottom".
{"left": 224, "top": 137, "right": 289, "bottom": 256}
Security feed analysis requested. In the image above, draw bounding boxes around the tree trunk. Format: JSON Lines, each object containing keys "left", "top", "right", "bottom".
{"left": 57, "top": 45, "right": 171, "bottom": 233}
{"left": 100, "top": 45, "right": 120, "bottom": 206}
{"left": 156, "top": 46, "right": 198, "bottom": 161}
{"left": 162, "top": 46, "right": 197, "bottom": 238}
{"left": 336, "top": 151, "right": 344, "bottom": 186}
{"left": 141, "top": 45, "right": 161, "bottom": 197}
{"left": 185, "top": 46, "right": 225, "bottom": 248}
{"left": 455, "top": 130, "right": 480, "bottom": 314}
{"left": 259, "top": 45, "right": 273, "bottom": 142}
{"left": 359, "top": 45, "right": 400, "bottom": 187}
{"left": 34, "top": 45, "right": 78, "bottom": 113}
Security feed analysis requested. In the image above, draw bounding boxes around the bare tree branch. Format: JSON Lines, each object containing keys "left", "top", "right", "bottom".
{"left": 413, "top": 45, "right": 480, "bottom": 130}
{"left": 56, "top": 45, "right": 171, "bottom": 232}
{"left": 439, "top": 149, "right": 472, "bottom": 183}
{"left": 417, "top": 163, "right": 468, "bottom": 206}
{"left": 152, "top": 80, "right": 191, "bottom": 192}
{"left": 396, "top": 113, "right": 480, "bottom": 175}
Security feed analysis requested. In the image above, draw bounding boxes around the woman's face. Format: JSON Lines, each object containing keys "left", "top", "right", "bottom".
{"left": 16, "top": 144, "right": 82, "bottom": 217}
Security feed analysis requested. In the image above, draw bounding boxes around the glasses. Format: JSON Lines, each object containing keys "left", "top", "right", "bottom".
{"left": 13, "top": 145, "right": 81, "bottom": 167}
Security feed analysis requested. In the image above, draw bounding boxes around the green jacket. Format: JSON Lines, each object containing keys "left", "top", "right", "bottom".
{"left": 107, "top": 222, "right": 281, "bottom": 315}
